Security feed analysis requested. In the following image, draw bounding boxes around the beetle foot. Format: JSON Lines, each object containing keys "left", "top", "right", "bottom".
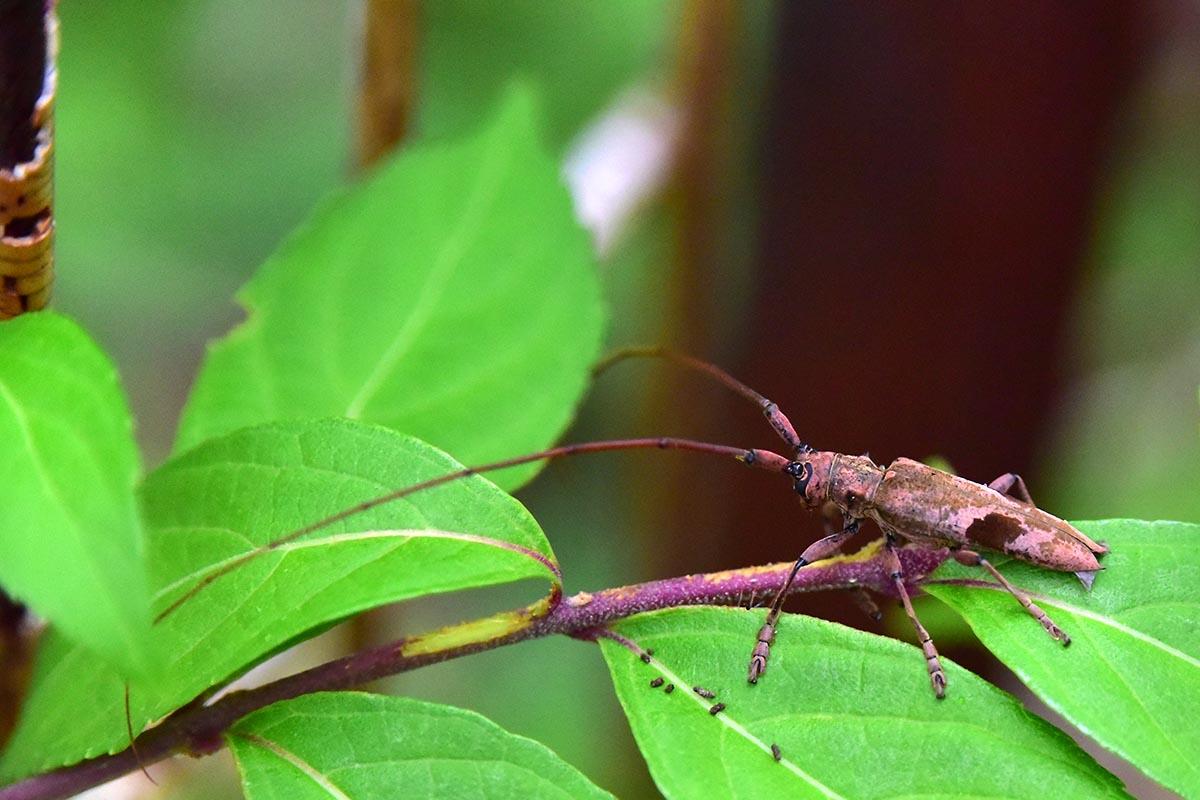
{"left": 930, "top": 668, "right": 947, "bottom": 699}
{"left": 747, "top": 622, "right": 775, "bottom": 684}
{"left": 748, "top": 653, "right": 767, "bottom": 684}
{"left": 1029, "top": 601, "right": 1070, "bottom": 646}
{"left": 1044, "top": 619, "right": 1071, "bottom": 646}
{"left": 1049, "top": 622, "right": 1072, "bottom": 647}
{"left": 921, "top": 640, "right": 947, "bottom": 699}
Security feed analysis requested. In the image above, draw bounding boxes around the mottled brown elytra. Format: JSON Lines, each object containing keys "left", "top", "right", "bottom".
{"left": 157, "top": 348, "right": 1105, "bottom": 699}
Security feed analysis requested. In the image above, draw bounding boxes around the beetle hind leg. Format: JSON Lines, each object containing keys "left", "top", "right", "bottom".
{"left": 988, "top": 472, "right": 1034, "bottom": 505}
{"left": 953, "top": 549, "right": 1070, "bottom": 646}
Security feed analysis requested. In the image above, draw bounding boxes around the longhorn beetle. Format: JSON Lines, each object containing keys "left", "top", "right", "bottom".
{"left": 158, "top": 348, "right": 1106, "bottom": 698}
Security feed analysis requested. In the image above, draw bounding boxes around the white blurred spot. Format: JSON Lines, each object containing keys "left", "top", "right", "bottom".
{"left": 563, "top": 90, "right": 681, "bottom": 256}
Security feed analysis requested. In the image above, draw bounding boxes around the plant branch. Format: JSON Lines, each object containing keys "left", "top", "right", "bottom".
{"left": 356, "top": 0, "right": 419, "bottom": 168}
{"left": 0, "top": 543, "right": 947, "bottom": 800}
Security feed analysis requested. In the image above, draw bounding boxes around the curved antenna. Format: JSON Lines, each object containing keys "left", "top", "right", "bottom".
{"left": 155, "top": 437, "right": 794, "bottom": 623}
{"left": 593, "top": 347, "right": 806, "bottom": 453}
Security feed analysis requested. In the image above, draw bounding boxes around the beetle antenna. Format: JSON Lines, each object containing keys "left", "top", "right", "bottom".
{"left": 155, "top": 436, "right": 794, "bottom": 623}
{"left": 593, "top": 347, "right": 806, "bottom": 453}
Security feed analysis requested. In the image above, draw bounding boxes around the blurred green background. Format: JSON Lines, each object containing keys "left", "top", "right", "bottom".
{"left": 48, "top": 1, "right": 1199, "bottom": 798}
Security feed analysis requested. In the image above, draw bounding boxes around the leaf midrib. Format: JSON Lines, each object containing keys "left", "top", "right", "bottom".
{"left": 153, "top": 527, "right": 556, "bottom": 602}
{"left": 341, "top": 123, "right": 519, "bottom": 420}
{"left": 933, "top": 581, "right": 1200, "bottom": 669}
{"left": 0, "top": 377, "right": 140, "bottom": 658}
{"left": 234, "top": 732, "right": 352, "bottom": 800}
{"left": 638, "top": 655, "right": 847, "bottom": 799}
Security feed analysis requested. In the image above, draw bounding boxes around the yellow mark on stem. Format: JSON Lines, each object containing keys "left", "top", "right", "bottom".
{"left": 399, "top": 594, "right": 554, "bottom": 657}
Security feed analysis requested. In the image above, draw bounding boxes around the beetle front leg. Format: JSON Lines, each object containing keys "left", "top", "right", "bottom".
{"left": 883, "top": 533, "right": 947, "bottom": 698}
{"left": 952, "top": 549, "right": 1070, "bottom": 645}
{"left": 988, "top": 472, "right": 1033, "bottom": 505}
{"left": 748, "top": 520, "right": 860, "bottom": 684}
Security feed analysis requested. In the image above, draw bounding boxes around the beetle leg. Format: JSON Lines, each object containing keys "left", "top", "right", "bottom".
{"left": 987, "top": 472, "right": 1033, "bottom": 505}
{"left": 884, "top": 534, "right": 947, "bottom": 698}
{"left": 952, "top": 549, "right": 1070, "bottom": 645}
{"left": 850, "top": 587, "right": 883, "bottom": 622}
{"left": 748, "top": 520, "right": 860, "bottom": 684}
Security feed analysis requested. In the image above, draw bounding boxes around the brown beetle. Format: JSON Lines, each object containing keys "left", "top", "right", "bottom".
{"left": 596, "top": 349, "right": 1106, "bottom": 699}
{"left": 746, "top": 449, "right": 1106, "bottom": 697}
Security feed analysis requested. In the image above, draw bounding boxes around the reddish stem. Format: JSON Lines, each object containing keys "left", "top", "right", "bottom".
{"left": 0, "top": 545, "right": 946, "bottom": 800}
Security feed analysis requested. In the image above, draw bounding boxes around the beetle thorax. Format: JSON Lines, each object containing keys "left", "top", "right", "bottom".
{"left": 826, "top": 453, "right": 885, "bottom": 516}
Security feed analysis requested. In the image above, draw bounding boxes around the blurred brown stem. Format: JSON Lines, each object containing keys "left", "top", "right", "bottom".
{"left": 356, "top": 0, "right": 420, "bottom": 168}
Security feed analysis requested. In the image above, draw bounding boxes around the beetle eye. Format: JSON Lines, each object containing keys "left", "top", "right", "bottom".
{"left": 791, "top": 461, "right": 814, "bottom": 496}
{"left": 844, "top": 491, "right": 857, "bottom": 506}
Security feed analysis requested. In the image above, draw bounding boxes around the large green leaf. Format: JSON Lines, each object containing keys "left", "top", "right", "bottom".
{"left": 602, "top": 607, "right": 1126, "bottom": 800}
{"left": 1, "top": 419, "right": 557, "bottom": 779}
{"left": 0, "top": 313, "right": 153, "bottom": 676}
{"left": 926, "top": 520, "right": 1200, "bottom": 798}
{"left": 174, "top": 88, "right": 605, "bottom": 490}
{"left": 228, "top": 692, "right": 611, "bottom": 799}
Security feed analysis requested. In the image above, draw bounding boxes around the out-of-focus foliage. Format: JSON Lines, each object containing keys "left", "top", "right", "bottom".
{"left": 54, "top": 0, "right": 351, "bottom": 460}
{"left": 418, "top": 0, "right": 676, "bottom": 150}
{"left": 1044, "top": 47, "right": 1200, "bottom": 523}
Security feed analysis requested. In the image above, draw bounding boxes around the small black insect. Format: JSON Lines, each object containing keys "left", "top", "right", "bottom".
{"left": 693, "top": 686, "right": 716, "bottom": 699}
{"left": 708, "top": 703, "right": 726, "bottom": 715}
{"left": 771, "top": 743, "right": 782, "bottom": 762}
{"left": 649, "top": 677, "right": 664, "bottom": 688}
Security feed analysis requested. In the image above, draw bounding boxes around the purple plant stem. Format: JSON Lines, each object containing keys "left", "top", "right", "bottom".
{"left": 0, "top": 545, "right": 946, "bottom": 800}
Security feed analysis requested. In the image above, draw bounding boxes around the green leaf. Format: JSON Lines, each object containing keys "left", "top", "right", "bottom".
{"left": 175, "top": 88, "right": 605, "bottom": 490}
{"left": 602, "top": 607, "right": 1126, "bottom": 800}
{"left": 1, "top": 419, "right": 556, "bottom": 779}
{"left": 925, "top": 519, "right": 1200, "bottom": 798}
{"left": 228, "top": 692, "right": 611, "bottom": 799}
{"left": 0, "top": 313, "right": 153, "bottom": 676}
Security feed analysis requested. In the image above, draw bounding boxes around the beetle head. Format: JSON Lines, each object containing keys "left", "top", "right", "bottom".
{"left": 785, "top": 451, "right": 835, "bottom": 508}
